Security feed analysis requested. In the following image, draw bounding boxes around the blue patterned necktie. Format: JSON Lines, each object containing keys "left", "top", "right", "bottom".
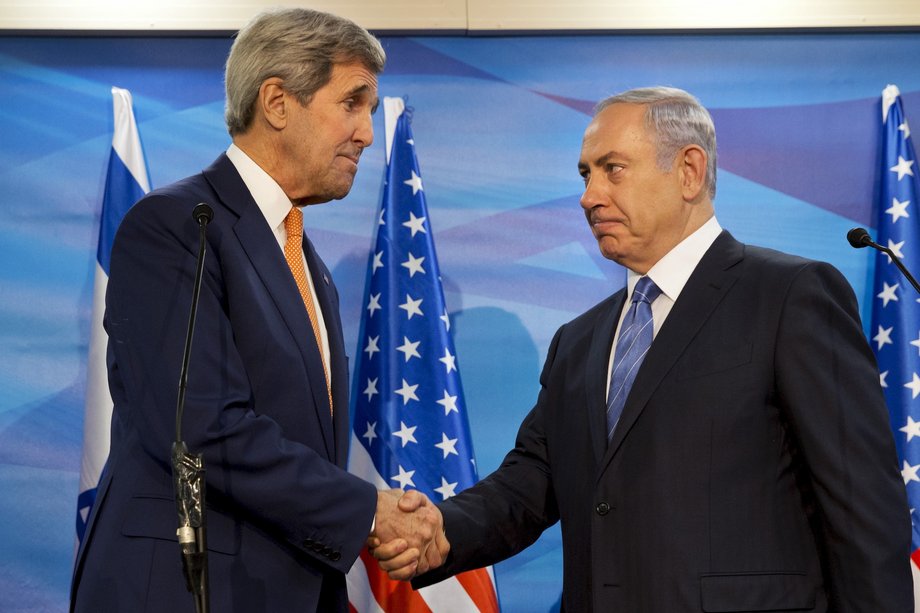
{"left": 606, "top": 276, "right": 662, "bottom": 442}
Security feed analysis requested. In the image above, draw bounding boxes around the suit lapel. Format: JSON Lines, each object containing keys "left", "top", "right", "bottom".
{"left": 303, "top": 235, "right": 350, "bottom": 467}
{"left": 203, "top": 156, "right": 336, "bottom": 460}
{"left": 585, "top": 290, "right": 627, "bottom": 467}
{"left": 599, "top": 232, "right": 744, "bottom": 478}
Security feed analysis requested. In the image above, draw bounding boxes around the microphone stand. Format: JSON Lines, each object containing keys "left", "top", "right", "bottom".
{"left": 847, "top": 227, "right": 920, "bottom": 295}
{"left": 172, "top": 203, "right": 214, "bottom": 613}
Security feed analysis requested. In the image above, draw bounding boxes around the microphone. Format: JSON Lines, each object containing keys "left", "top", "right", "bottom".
{"left": 171, "top": 203, "right": 213, "bottom": 613}
{"left": 847, "top": 227, "right": 920, "bottom": 295}
{"left": 193, "top": 203, "right": 213, "bottom": 225}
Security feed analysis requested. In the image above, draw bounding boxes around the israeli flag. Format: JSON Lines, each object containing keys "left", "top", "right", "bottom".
{"left": 75, "top": 87, "right": 150, "bottom": 543}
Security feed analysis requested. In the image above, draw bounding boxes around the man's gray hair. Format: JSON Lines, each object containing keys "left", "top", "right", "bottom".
{"left": 595, "top": 87, "right": 717, "bottom": 199}
{"left": 224, "top": 8, "right": 386, "bottom": 136}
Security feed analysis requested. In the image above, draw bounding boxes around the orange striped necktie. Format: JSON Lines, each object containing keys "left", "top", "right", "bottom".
{"left": 283, "top": 206, "right": 333, "bottom": 414}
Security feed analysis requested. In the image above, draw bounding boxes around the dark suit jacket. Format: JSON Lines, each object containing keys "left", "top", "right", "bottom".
{"left": 416, "top": 232, "right": 913, "bottom": 612}
{"left": 71, "top": 154, "right": 376, "bottom": 612}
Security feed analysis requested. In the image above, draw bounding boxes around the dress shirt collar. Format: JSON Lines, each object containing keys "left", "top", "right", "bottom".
{"left": 625, "top": 216, "right": 723, "bottom": 301}
{"left": 226, "top": 143, "right": 294, "bottom": 238}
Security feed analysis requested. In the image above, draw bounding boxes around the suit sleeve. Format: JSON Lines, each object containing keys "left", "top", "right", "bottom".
{"left": 773, "top": 261, "right": 913, "bottom": 610}
{"left": 105, "top": 194, "right": 376, "bottom": 573}
{"left": 413, "top": 327, "right": 564, "bottom": 587}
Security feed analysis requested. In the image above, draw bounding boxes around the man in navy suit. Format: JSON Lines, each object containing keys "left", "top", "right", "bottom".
{"left": 71, "top": 8, "right": 445, "bottom": 612}
{"left": 374, "top": 87, "right": 913, "bottom": 611}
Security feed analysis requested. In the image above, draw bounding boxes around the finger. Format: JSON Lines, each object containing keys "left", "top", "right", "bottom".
{"left": 434, "top": 529, "right": 450, "bottom": 561}
{"left": 366, "top": 536, "right": 381, "bottom": 549}
{"left": 387, "top": 561, "right": 419, "bottom": 582}
{"left": 397, "top": 489, "right": 428, "bottom": 512}
{"left": 378, "top": 548, "right": 420, "bottom": 572}
{"left": 371, "top": 538, "right": 409, "bottom": 560}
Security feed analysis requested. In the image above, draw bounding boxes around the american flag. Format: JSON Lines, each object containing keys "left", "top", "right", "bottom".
{"left": 346, "top": 98, "right": 499, "bottom": 612}
{"left": 870, "top": 84, "right": 920, "bottom": 606}
{"left": 76, "top": 87, "right": 150, "bottom": 545}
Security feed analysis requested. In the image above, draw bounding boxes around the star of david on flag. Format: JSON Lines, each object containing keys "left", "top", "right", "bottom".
{"left": 346, "top": 98, "right": 499, "bottom": 612}
{"left": 75, "top": 87, "right": 150, "bottom": 546}
{"left": 870, "top": 84, "right": 920, "bottom": 608}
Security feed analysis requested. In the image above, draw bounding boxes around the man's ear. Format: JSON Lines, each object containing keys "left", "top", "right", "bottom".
{"left": 257, "top": 77, "right": 287, "bottom": 131}
{"left": 679, "top": 144, "right": 707, "bottom": 202}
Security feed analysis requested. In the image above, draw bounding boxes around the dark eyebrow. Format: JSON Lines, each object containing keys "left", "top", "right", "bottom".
{"left": 579, "top": 151, "right": 613, "bottom": 173}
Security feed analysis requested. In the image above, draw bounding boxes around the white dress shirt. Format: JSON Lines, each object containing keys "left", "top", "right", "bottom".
{"left": 226, "top": 144, "right": 331, "bottom": 369}
{"left": 605, "top": 216, "right": 723, "bottom": 399}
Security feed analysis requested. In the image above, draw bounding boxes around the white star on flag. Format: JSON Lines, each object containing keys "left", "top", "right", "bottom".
{"left": 399, "top": 294, "right": 424, "bottom": 319}
{"left": 394, "top": 378, "right": 420, "bottom": 405}
{"left": 874, "top": 325, "right": 894, "bottom": 350}
{"left": 437, "top": 390, "right": 459, "bottom": 415}
{"left": 439, "top": 348, "right": 457, "bottom": 373}
{"left": 880, "top": 371, "right": 889, "bottom": 388}
{"left": 403, "top": 211, "right": 427, "bottom": 237}
{"left": 434, "top": 476, "right": 458, "bottom": 500}
{"left": 891, "top": 155, "right": 915, "bottom": 181}
{"left": 888, "top": 239, "right": 906, "bottom": 261}
{"left": 901, "top": 416, "right": 920, "bottom": 442}
{"left": 404, "top": 169, "right": 424, "bottom": 195}
{"left": 364, "top": 335, "right": 380, "bottom": 359}
{"left": 887, "top": 198, "right": 911, "bottom": 223}
{"left": 911, "top": 331, "right": 920, "bottom": 356}
{"left": 903, "top": 460, "right": 920, "bottom": 484}
{"left": 372, "top": 250, "right": 384, "bottom": 274}
{"left": 905, "top": 372, "right": 920, "bottom": 399}
{"left": 393, "top": 421, "right": 418, "bottom": 447}
{"left": 363, "top": 377, "right": 378, "bottom": 402}
{"left": 900, "top": 121, "right": 911, "bottom": 139}
{"left": 402, "top": 252, "right": 426, "bottom": 277}
{"left": 878, "top": 282, "right": 900, "bottom": 307}
{"left": 435, "top": 432, "right": 460, "bottom": 458}
{"left": 362, "top": 421, "right": 378, "bottom": 445}
{"left": 396, "top": 336, "right": 422, "bottom": 362}
{"left": 391, "top": 465, "right": 416, "bottom": 489}
{"left": 367, "top": 292, "right": 382, "bottom": 317}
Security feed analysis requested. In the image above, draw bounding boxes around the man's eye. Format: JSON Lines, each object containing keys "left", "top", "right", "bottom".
{"left": 605, "top": 163, "right": 622, "bottom": 175}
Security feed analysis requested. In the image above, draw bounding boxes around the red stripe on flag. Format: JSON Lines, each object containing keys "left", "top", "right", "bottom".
{"left": 910, "top": 548, "right": 920, "bottom": 568}
{"left": 456, "top": 568, "right": 500, "bottom": 612}
{"left": 359, "top": 548, "right": 432, "bottom": 612}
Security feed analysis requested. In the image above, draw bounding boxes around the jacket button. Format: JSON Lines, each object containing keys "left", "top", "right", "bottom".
{"left": 302, "top": 538, "right": 314, "bottom": 548}
{"left": 330, "top": 551, "right": 341, "bottom": 561}
{"left": 596, "top": 502, "right": 610, "bottom": 515}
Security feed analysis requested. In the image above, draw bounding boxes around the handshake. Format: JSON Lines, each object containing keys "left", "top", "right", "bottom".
{"left": 370, "top": 488, "right": 450, "bottom": 580}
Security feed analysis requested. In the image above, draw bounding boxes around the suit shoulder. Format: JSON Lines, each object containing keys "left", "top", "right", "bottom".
{"left": 128, "top": 173, "right": 213, "bottom": 219}
{"left": 734, "top": 243, "right": 856, "bottom": 310}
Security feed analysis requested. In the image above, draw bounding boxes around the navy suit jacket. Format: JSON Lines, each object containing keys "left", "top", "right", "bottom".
{"left": 415, "top": 231, "right": 913, "bottom": 612}
{"left": 71, "top": 154, "right": 376, "bottom": 612}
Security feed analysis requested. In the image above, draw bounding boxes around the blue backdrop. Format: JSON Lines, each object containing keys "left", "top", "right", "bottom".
{"left": 2, "top": 31, "right": 920, "bottom": 612}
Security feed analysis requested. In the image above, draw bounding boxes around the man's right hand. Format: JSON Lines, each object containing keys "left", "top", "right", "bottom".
{"left": 369, "top": 489, "right": 450, "bottom": 580}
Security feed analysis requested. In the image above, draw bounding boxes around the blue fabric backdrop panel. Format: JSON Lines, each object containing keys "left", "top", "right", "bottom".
{"left": 1, "top": 32, "right": 919, "bottom": 612}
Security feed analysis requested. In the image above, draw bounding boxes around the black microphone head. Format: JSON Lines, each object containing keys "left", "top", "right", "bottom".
{"left": 192, "top": 203, "right": 213, "bottom": 225}
{"left": 847, "top": 227, "right": 871, "bottom": 249}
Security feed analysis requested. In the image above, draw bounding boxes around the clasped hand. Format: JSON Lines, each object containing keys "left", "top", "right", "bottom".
{"left": 369, "top": 489, "right": 450, "bottom": 580}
